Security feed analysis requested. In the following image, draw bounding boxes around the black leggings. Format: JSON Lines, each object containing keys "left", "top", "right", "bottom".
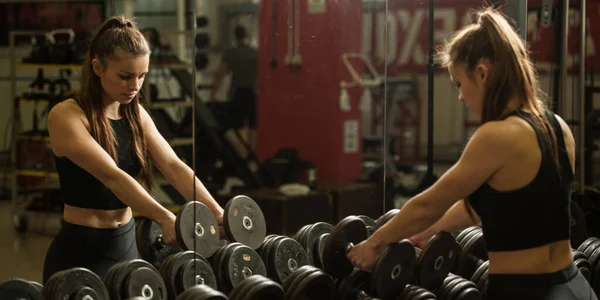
{"left": 487, "top": 263, "right": 598, "bottom": 300}
{"left": 42, "top": 217, "right": 138, "bottom": 283}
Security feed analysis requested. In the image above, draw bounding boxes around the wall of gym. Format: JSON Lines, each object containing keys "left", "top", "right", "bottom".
{"left": 0, "top": 0, "right": 593, "bottom": 162}
{"left": 0, "top": 0, "right": 595, "bottom": 184}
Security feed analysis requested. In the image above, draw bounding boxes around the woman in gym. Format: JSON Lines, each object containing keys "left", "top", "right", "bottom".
{"left": 348, "top": 7, "right": 596, "bottom": 299}
{"left": 42, "top": 16, "right": 224, "bottom": 282}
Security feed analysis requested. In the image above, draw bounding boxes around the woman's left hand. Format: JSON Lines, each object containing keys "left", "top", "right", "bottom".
{"left": 347, "top": 239, "right": 381, "bottom": 272}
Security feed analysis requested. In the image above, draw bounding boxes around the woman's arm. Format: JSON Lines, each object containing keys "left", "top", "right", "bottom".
{"left": 139, "top": 105, "right": 224, "bottom": 218}
{"left": 410, "top": 199, "right": 481, "bottom": 247}
{"left": 48, "top": 101, "right": 173, "bottom": 225}
{"left": 368, "top": 121, "right": 512, "bottom": 249}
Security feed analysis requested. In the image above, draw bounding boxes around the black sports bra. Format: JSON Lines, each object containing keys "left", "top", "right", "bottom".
{"left": 54, "top": 118, "right": 141, "bottom": 210}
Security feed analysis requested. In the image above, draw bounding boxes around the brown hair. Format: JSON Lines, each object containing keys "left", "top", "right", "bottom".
{"left": 75, "top": 16, "right": 153, "bottom": 190}
{"left": 437, "top": 7, "right": 560, "bottom": 216}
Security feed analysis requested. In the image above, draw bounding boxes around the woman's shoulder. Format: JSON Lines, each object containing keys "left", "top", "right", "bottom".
{"left": 48, "top": 98, "right": 89, "bottom": 128}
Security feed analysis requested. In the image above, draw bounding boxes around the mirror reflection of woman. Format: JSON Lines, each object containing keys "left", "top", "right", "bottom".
{"left": 43, "top": 16, "right": 224, "bottom": 283}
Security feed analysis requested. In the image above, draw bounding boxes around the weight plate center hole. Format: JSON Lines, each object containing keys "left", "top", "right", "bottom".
{"left": 82, "top": 296, "right": 94, "bottom": 300}
{"left": 243, "top": 216, "right": 253, "bottom": 230}
{"left": 242, "top": 266, "right": 253, "bottom": 279}
{"left": 434, "top": 256, "right": 444, "bottom": 270}
{"left": 391, "top": 264, "right": 402, "bottom": 279}
{"left": 288, "top": 258, "right": 298, "bottom": 271}
{"left": 196, "top": 274, "right": 205, "bottom": 285}
{"left": 142, "top": 284, "right": 154, "bottom": 299}
{"left": 195, "top": 223, "right": 205, "bottom": 238}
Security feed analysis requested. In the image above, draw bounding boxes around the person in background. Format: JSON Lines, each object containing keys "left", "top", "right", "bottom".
{"left": 211, "top": 25, "right": 258, "bottom": 153}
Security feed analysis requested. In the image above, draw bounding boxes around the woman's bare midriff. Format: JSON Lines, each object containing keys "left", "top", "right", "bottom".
{"left": 63, "top": 204, "right": 133, "bottom": 228}
{"left": 487, "top": 240, "right": 573, "bottom": 274}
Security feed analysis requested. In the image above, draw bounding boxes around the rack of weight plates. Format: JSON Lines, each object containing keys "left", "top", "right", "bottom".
{"left": 6, "top": 29, "right": 187, "bottom": 234}
{"left": 4, "top": 203, "right": 600, "bottom": 300}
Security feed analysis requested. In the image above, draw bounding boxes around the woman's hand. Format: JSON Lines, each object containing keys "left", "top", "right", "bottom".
{"left": 158, "top": 212, "right": 179, "bottom": 247}
{"left": 347, "top": 239, "right": 381, "bottom": 272}
{"left": 216, "top": 211, "right": 227, "bottom": 239}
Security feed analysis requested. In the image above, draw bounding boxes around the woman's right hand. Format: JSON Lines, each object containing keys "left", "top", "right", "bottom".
{"left": 158, "top": 212, "right": 179, "bottom": 247}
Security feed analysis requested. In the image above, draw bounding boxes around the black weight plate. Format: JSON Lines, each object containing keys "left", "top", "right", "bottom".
{"left": 584, "top": 239, "right": 600, "bottom": 260}
{"left": 287, "top": 268, "right": 335, "bottom": 300}
{"left": 228, "top": 274, "right": 266, "bottom": 300}
{"left": 466, "top": 228, "right": 488, "bottom": 261}
{"left": 296, "top": 224, "right": 313, "bottom": 248}
{"left": 112, "top": 259, "right": 161, "bottom": 300}
{"left": 437, "top": 274, "right": 463, "bottom": 298}
{"left": 415, "top": 232, "right": 458, "bottom": 290}
{"left": 165, "top": 251, "right": 200, "bottom": 296}
{"left": 270, "top": 237, "right": 309, "bottom": 283}
{"left": 574, "top": 258, "right": 592, "bottom": 283}
{"left": 314, "top": 233, "right": 330, "bottom": 269}
{"left": 222, "top": 243, "right": 268, "bottom": 293}
{"left": 455, "top": 226, "right": 478, "bottom": 247}
{"left": 285, "top": 267, "right": 324, "bottom": 300}
{"left": 293, "top": 224, "right": 311, "bottom": 242}
{"left": 303, "top": 222, "right": 334, "bottom": 266}
{"left": 336, "top": 268, "right": 369, "bottom": 300}
{"left": 374, "top": 209, "right": 399, "bottom": 230}
{"left": 322, "top": 216, "right": 368, "bottom": 279}
{"left": 265, "top": 236, "right": 287, "bottom": 277}
{"left": 371, "top": 240, "right": 416, "bottom": 299}
{"left": 244, "top": 275, "right": 285, "bottom": 300}
{"left": 42, "top": 267, "right": 109, "bottom": 300}
{"left": 0, "top": 278, "right": 44, "bottom": 300}
{"left": 217, "top": 243, "right": 242, "bottom": 293}
{"left": 179, "top": 257, "right": 218, "bottom": 291}
{"left": 447, "top": 277, "right": 481, "bottom": 300}
{"left": 573, "top": 249, "right": 589, "bottom": 261}
{"left": 458, "top": 231, "right": 483, "bottom": 278}
{"left": 578, "top": 237, "right": 600, "bottom": 255}
{"left": 124, "top": 266, "right": 167, "bottom": 300}
{"left": 158, "top": 253, "right": 181, "bottom": 298}
{"left": 282, "top": 265, "right": 315, "bottom": 294}
{"left": 175, "top": 201, "right": 220, "bottom": 258}
{"left": 358, "top": 215, "right": 376, "bottom": 227}
{"left": 29, "top": 281, "right": 43, "bottom": 293}
{"left": 136, "top": 217, "right": 179, "bottom": 268}
{"left": 174, "top": 284, "right": 227, "bottom": 300}
{"left": 223, "top": 195, "right": 267, "bottom": 250}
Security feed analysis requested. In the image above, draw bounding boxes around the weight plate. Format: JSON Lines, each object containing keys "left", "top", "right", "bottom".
{"left": 336, "top": 268, "right": 370, "bottom": 300}
{"left": 158, "top": 253, "right": 180, "bottom": 298}
{"left": 0, "top": 278, "right": 44, "bottom": 300}
{"left": 285, "top": 267, "right": 322, "bottom": 300}
{"left": 371, "top": 240, "right": 416, "bottom": 299}
{"left": 287, "top": 268, "right": 335, "bottom": 300}
{"left": 269, "top": 237, "right": 309, "bottom": 283}
{"left": 179, "top": 257, "right": 218, "bottom": 291}
{"left": 223, "top": 195, "right": 267, "bottom": 250}
{"left": 302, "top": 222, "right": 334, "bottom": 266}
{"left": 244, "top": 275, "right": 285, "bottom": 300}
{"left": 455, "top": 226, "right": 479, "bottom": 248}
{"left": 228, "top": 274, "right": 266, "bottom": 300}
{"left": 584, "top": 239, "right": 600, "bottom": 260}
{"left": 399, "top": 284, "right": 437, "bottom": 300}
{"left": 447, "top": 276, "right": 481, "bottom": 300}
{"left": 175, "top": 201, "right": 220, "bottom": 258}
{"left": 124, "top": 266, "right": 165, "bottom": 300}
{"left": 216, "top": 243, "right": 241, "bottom": 293}
{"left": 357, "top": 215, "right": 376, "bottom": 227}
{"left": 578, "top": 237, "right": 600, "bottom": 255}
{"left": 222, "top": 243, "right": 267, "bottom": 293}
{"left": 263, "top": 236, "right": 286, "bottom": 281}
{"left": 136, "top": 217, "right": 179, "bottom": 268}
{"left": 314, "top": 233, "right": 330, "bottom": 269}
{"left": 42, "top": 267, "right": 109, "bottom": 300}
{"left": 293, "top": 224, "right": 311, "bottom": 242}
{"left": 174, "top": 284, "right": 227, "bottom": 300}
{"left": 374, "top": 209, "right": 400, "bottom": 231}
{"left": 281, "top": 265, "right": 315, "bottom": 294}
{"left": 415, "top": 232, "right": 458, "bottom": 290}
{"left": 109, "top": 259, "right": 164, "bottom": 300}
{"left": 29, "top": 281, "right": 43, "bottom": 292}
{"left": 322, "top": 216, "right": 368, "bottom": 279}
